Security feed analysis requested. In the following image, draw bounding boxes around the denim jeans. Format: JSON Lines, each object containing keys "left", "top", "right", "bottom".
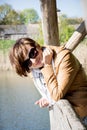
{"left": 81, "top": 116, "right": 87, "bottom": 128}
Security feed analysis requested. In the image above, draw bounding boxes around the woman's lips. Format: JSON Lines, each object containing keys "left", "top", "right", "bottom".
{"left": 36, "top": 57, "right": 41, "bottom": 65}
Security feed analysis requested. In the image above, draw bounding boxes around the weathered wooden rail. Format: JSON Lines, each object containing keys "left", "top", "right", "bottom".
{"left": 49, "top": 100, "right": 86, "bottom": 130}
{"left": 65, "top": 21, "right": 87, "bottom": 51}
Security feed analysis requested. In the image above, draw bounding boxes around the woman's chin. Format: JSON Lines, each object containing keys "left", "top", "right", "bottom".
{"left": 37, "top": 63, "right": 44, "bottom": 69}
{"left": 39, "top": 64, "right": 44, "bottom": 68}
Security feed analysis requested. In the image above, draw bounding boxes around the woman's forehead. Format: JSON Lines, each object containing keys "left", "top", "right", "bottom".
{"left": 24, "top": 44, "right": 34, "bottom": 51}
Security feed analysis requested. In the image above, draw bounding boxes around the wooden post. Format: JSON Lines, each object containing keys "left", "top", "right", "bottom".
{"left": 65, "top": 21, "right": 87, "bottom": 51}
{"left": 49, "top": 100, "right": 86, "bottom": 130}
{"left": 40, "top": 0, "right": 59, "bottom": 46}
{"left": 81, "top": 0, "right": 87, "bottom": 31}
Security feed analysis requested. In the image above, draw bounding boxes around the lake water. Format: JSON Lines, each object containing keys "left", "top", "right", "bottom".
{"left": 0, "top": 71, "right": 50, "bottom": 130}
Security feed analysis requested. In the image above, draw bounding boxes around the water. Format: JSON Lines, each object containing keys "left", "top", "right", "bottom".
{"left": 0, "top": 71, "right": 50, "bottom": 130}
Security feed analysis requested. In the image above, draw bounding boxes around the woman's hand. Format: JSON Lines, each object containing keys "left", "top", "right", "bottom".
{"left": 43, "top": 48, "right": 53, "bottom": 66}
{"left": 35, "top": 97, "right": 49, "bottom": 108}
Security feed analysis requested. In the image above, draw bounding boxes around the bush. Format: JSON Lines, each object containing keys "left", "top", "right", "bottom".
{"left": 0, "top": 39, "right": 15, "bottom": 52}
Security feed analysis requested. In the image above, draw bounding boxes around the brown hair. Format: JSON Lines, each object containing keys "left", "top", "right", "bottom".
{"left": 9, "top": 37, "right": 41, "bottom": 77}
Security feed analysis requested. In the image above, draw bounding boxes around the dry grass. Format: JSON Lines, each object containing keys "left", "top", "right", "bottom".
{"left": 73, "top": 43, "right": 87, "bottom": 75}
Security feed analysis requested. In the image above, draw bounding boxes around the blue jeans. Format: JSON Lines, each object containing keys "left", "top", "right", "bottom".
{"left": 81, "top": 116, "right": 87, "bottom": 128}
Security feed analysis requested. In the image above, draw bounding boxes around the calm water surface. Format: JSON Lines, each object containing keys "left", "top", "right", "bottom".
{"left": 0, "top": 71, "right": 50, "bottom": 130}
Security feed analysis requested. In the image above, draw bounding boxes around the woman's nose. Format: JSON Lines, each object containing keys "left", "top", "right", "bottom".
{"left": 30, "top": 58, "right": 36, "bottom": 64}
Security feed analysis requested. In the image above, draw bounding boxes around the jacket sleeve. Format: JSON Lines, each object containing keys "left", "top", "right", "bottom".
{"left": 41, "top": 51, "right": 81, "bottom": 101}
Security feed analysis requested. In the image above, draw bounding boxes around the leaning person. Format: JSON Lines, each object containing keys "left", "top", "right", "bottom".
{"left": 9, "top": 37, "right": 87, "bottom": 127}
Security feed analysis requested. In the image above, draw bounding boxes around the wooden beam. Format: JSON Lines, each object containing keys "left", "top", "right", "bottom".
{"left": 81, "top": 0, "right": 87, "bottom": 31}
{"left": 49, "top": 100, "right": 86, "bottom": 130}
{"left": 65, "top": 21, "right": 87, "bottom": 51}
{"left": 40, "top": 0, "right": 59, "bottom": 46}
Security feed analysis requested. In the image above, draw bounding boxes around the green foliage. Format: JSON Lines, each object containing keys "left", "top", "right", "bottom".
{"left": 81, "top": 38, "right": 87, "bottom": 45}
{"left": 0, "top": 4, "right": 39, "bottom": 25}
{"left": 20, "top": 9, "right": 39, "bottom": 24}
{"left": 0, "top": 3, "right": 12, "bottom": 21}
{"left": 67, "top": 18, "right": 83, "bottom": 25}
{"left": 0, "top": 39, "right": 15, "bottom": 52}
{"left": 34, "top": 23, "right": 44, "bottom": 46}
{"left": 3, "top": 10, "right": 22, "bottom": 25}
{"left": 0, "top": 3, "right": 22, "bottom": 25}
{"left": 59, "top": 14, "right": 75, "bottom": 44}
{"left": 19, "top": 12, "right": 26, "bottom": 24}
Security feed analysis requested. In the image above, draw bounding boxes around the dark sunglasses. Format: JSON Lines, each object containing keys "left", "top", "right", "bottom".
{"left": 22, "top": 47, "right": 38, "bottom": 68}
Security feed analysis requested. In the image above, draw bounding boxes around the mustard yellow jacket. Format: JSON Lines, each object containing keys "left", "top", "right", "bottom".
{"left": 41, "top": 45, "right": 87, "bottom": 117}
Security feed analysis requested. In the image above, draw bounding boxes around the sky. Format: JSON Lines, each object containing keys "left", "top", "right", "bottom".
{"left": 0, "top": 0, "right": 84, "bottom": 18}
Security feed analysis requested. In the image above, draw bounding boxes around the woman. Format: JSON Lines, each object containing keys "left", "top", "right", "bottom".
{"left": 9, "top": 37, "right": 87, "bottom": 126}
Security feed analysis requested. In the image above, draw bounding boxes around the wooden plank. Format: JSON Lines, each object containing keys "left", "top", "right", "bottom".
{"left": 40, "top": 0, "right": 59, "bottom": 46}
{"left": 81, "top": 0, "right": 87, "bottom": 31}
{"left": 65, "top": 21, "right": 87, "bottom": 51}
{"left": 49, "top": 100, "right": 86, "bottom": 130}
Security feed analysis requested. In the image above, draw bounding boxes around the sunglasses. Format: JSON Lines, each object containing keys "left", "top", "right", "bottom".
{"left": 22, "top": 47, "right": 38, "bottom": 68}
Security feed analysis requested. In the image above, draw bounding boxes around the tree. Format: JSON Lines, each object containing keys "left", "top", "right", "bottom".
{"left": 0, "top": 3, "right": 22, "bottom": 25}
{"left": 2, "top": 10, "right": 22, "bottom": 25}
{"left": 0, "top": 3, "right": 12, "bottom": 24}
{"left": 0, "top": 4, "right": 39, "bottom": 25}
{"left": 20, "top": 9, "right": 39, "bottom": 24}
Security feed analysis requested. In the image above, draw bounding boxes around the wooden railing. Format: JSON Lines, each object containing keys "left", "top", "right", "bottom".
{"left": 49, "top": 100, "right": 86, "bottom": 130}
{"left": 65, "top": 21, "right": 87, "bottom": 51}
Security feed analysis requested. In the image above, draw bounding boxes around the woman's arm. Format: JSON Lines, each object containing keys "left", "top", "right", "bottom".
{"left": 41, "top": 51, "right": 81, "bottom": 101}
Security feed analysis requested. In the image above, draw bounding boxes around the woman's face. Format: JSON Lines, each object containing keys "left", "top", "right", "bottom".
{"left": 24, "top": 44, "right": 44, "bottom": 70}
